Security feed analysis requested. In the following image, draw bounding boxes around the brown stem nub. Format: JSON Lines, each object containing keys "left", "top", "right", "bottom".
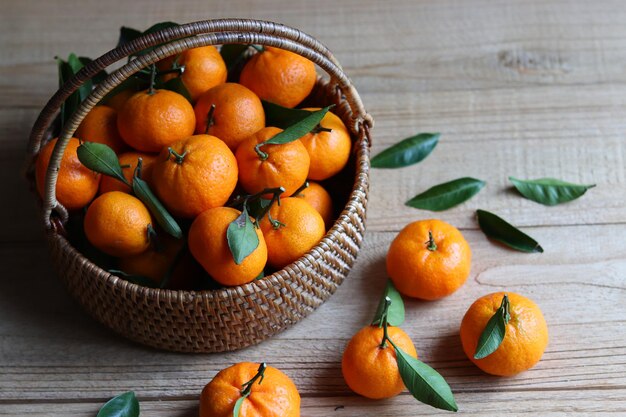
{"left": 426, "top": 231, "right": 437, "bottom": 251}
{"left": 204, "top": 104, "right": 216, "bottom": 134}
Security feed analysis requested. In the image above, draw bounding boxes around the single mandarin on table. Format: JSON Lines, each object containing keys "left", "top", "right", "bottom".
{"left": 299, "top": 108, "right": 351, "bottom": 180}
{"left": 460, "top": 291, "right": 549, "bottom": 376}
{"left": 158, "top": 46, "right": 227, "bottom": 102}
{"left": 342, "top": 325, "right": 417, "bottom": 399}
{"left": 240, "top": 46, "right": 316, "bottom": 108}
{"left": 258, "top": 197, "right": 324, "bottom": 270}
{"left": 193, "top": 82, "right": 265, "bottom": 150}
{"left": 84, "top": 191, "right": 152, "bottom": 257}
{"left": 75, "top": 105, "right": 127, "bottom": 153}
{"left": 35, "top": 137, "right": 100, "bottom": 211}
{"left": 386, "top": 219, "right": 471, "bottom": 300}
{"left": 296, "top": 181, "right": 334, "bottom": 228}
{"left": 99, "top": 151, "right": 156, "bottom": 194}
{"left": 200, "top": 362, "right": 300, "bottom": 417}
{"left": 151, "top": 134, "right": 238, "bottom": 218}
{"left": 188, "top": 207, "right": 267, "bottom": 286}
{"left": 117, "top": 89, "right": 195, "bottom": 152}
{"left": 235, "top": 127, "right": 310, "bottom": 198}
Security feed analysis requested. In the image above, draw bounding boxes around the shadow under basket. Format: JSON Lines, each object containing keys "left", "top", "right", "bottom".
{"left": 25, "top": 19, "right": 373, "bottom": 353}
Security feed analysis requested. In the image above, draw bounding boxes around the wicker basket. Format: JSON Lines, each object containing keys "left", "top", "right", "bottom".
{"left": 25, "top": 19, "right": 372, "bottom": 353}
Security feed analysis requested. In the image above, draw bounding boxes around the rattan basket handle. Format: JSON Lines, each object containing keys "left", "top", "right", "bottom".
{"left": 27, "top": 19, "right": 372, "bottom": 229}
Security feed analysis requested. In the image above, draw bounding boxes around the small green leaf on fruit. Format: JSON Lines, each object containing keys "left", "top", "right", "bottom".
{"left": 262, "top": 100, "right": 312, "bottom": 128}
{"left": 77, "top": 142, "right": 128, "bottom": 184}
{"left": 371, "top": 133, "right": 439, "bottom": 169}
{"left": 263, "top": 106, "right": 333, "bottom": 146}
{"left": 509, "top": 177, "right": 595, "bottom": 206}
{"left": 474, "top": 294, "right": 510, "bottom": 359}
{"left": 395, "top": 347, "right": 458, "bottom": 412}
{"left": 96, "top": 391, "right": 140, "bottom": 417}
{"left": 372, "top": 280, "right": 405, "bottom": 326}
{"left": 476, "top": 209, "right": 543, "bottom": 253}
{"left": 227, "top": 205, "right": 260, "bottom": 265}
{"left": 406, "top": 177, "right": 485, "bottom": 211}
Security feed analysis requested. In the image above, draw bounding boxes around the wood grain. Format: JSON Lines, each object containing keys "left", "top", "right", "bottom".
{"left": 1, "top": 0, "right": 625, "bottom": 415}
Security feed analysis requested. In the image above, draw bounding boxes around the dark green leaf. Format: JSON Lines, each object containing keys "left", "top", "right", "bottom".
{"left": 56, "top": 57, "right": 81, "bottom": 127}
{"left": 372, "top": 280, "right": 405, "bottom": 326}
{"left": 247, "top": 198, "right": 271, "bottom": 219}
{"left": 263, "top": 106, "right": 333, "bottom": 146}
{"left": 78, "top": 56, "right": 108, "bottom": 84}
{"left": 77, "top": 142, "right": 128, "bottom": 184}
{"left": 476, "top": 209, "right": 543, "bottom": 253}
{"left": 132, "top": 176, "right": 183, "bottom": 239}
{"left": 108, "top": 269, "right": 158, "bottom": 288}
{"left": 371, "top": 133, "right": 439, "bottom": 168}
{"left": 262, "top": 100, "right": 312, "bottom": 128}
{"left": 232, "top": 395, "right": 246, "bottom": 417}
{"left": 406, "top": 177, "right": 485, "bottom": 211}
{"left": 96, "top": 391, "right": 139, "bottom": 417}
{"left": 227, "top": 206, "right": 260, "bottom": 265}
{"left": 133, "top": 22, "right": 180, "bottom": 56}
{"left": 474, "top": 294, "right": 510, "bottom": 359}
{"left": 395, "top": 347, "right": 458, "bottom": 412}
{"left": 220, "top": 44, "right": 251, "bottom": 71}
{"left": 254, "top": 270, "right": 265, "bottom": 281}
{"left": 117, "top": 26, "right": 143, "bottom": 47}
{"left": 67, "top": 53, "right": 93, "bottom": 102}
{"left": 509, "top": 177, "right": 595, "bottom": 206}
{"left": 156, "top": 76, "right": 192, "bottom": 102}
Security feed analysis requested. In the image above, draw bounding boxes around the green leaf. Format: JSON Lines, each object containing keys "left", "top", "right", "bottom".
{"left": 406, "top": 177, "right": 485, "bottom": 211}
{"left": 56, "top": 56, "right": 82, "bottom": 127}
{"left": 67, "top": 53, "right": 93, "bottom": 102}
{"left": 117, "top": 26, "right": 143, "bottom": 47}
{"left": 395, "top": 347, "right": 458, "bottom": 412}
{"left": 77, "top": 142, "right": 128, "bottom": 184}
{"left": 262, "top": 106, "right": 333, "bottom": 146}
{"left": 78, "top": 56, "right": 108, "bottom": 84}
{"left": 371, "top": 133, "right": 439, "bottom": 168}
{"left": 372, "top": 280, "right": 405, "bottom": 326}
{"left": 247, "top": 198, "right": 271, "bottom": 220}
{"left": 108, "top": 269, "right": 158, "bottom": 288}
{"left": 133, "top": 22, "right": 180, "bottom": 56}
{"left": 474, "top": 294, "right": 511, "bottom": 359}
{"left": 232, "top": 395, "right": 245, "bottom": 417}
{"left": 132, "top": 176, "right": 183, "bottom": 239}
{"left": 509, "top": 177, "right": 595, "bottom": 206}
{"left": 262, "top": 100, "right": 312, "bottom": 128}
{"left": 96, "top": 391, "right": 139, "bottom": 417}
{"left": 220, "top": 44, "right": 252, "bottom": 71}
{"left": 227, "top": 206, "right": 260, "bottom": 265}
{"left": 476, "top": 209, "right": 543, "bottom": 253}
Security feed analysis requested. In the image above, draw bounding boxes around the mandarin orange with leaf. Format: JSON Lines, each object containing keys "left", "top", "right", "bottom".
{"left": 99, "top": 151, "right": 156, "bottom": 194}
{"left": 35, "top": 137, "right": 100, "bottom": 211}
{"left": 151, "top": 134, "right": 238, "bottom": 218}
{"left": 387, "top": 219, "right": 471, "bottom": 300}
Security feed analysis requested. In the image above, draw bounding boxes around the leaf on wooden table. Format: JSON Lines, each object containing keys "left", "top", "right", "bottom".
{"left": 474, "top": 294, "right": 511, "bottom": 359}
{"left": 96, "top": 391, "right": 139, "bottom": 417}
{"left": 509, "top": 177, "right": 595, "bottom": 206}
{"left": 406, "top": 177, "right": 485, "bottom": 211}
{"left": 476, "top": 209, "right": 543, "bottom": 253}
{"left": 395, "top": 347, "right": 458, "bottom": 412}
{"left": 371, "top": 280, "right": 405, "bottom": 326}
{"left": 370, "top": 133, "right": 439, "bottom": 168}
{"left": 227, "top": 205, "right": 260, "bottom": 265}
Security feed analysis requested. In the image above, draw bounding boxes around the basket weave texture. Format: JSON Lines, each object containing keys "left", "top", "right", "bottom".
{"left": 26, "top": 19, "right": 372, "bottom": 353}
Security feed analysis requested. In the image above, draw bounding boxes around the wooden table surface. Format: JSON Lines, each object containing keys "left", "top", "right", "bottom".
{"left": 2, "top": 0, "right": 625, "bottom": 415}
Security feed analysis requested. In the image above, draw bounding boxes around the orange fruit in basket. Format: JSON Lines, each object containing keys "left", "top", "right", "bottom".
{"left": 105, "top": 89, "right": 135, "bottom": 112}
{"left": 35, "top": 137, "right": 100, "bottom": 211}
{"left": 99, "top": 151, "right": 156, "bottom": 194}
{"left": 200, "top": 362, "right": 300, "bottom": 417}
{"left": 296, "top": 181, "right": 333, "bottom": 228}
{"left": 151, "top": 134, "right": 238, "bottom": 218}
{"left": 342, "top": 325, "right": 417, "bottom": 399}
{"left": 193, "top": 82, "right": 265, "bottom": 150}
{"left": 259, "top": 197, "right": 324, "bottom": 269}
{"left": 117, "top": 89, "right": 195, "bottom": 152}
{"left": 189, "top": 207, "right": 267, "bottom": 286}
{"left": 75, "top": 105, "right": 127, "bottom": 153}
{"left": 117, "top": 234, "right": 184, "bottom": 286}
{"left": 299, "top": 108, "right": 351, "bottom": 180}
{"left": 460, "top": 292, "right": 549, "bottom": 376}
{"left": 158, "top": 46, "right": 227, "bottom": 102}
{"left": 386, "top": 219, "right": 471, "bottom": 300}
{"left": 84, "top": 191, "right": 152, "bottom": 257}
{"left": 236, "top": 127, "right": 310, "bottom": 198}
{"left": 240, "top": 46, "right": 316, "bottom": 108}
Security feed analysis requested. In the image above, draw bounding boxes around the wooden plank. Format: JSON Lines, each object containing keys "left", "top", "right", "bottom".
{"left": 1, "top": 226, "right": 624, "bottom": 400}
{"left": 2, "top": 389, "right": 626, "bottom": 417}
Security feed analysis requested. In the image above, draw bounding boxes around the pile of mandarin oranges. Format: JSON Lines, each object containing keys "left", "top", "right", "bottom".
{"left": 36, "top": 44, "right": 353, "bottom": 290}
